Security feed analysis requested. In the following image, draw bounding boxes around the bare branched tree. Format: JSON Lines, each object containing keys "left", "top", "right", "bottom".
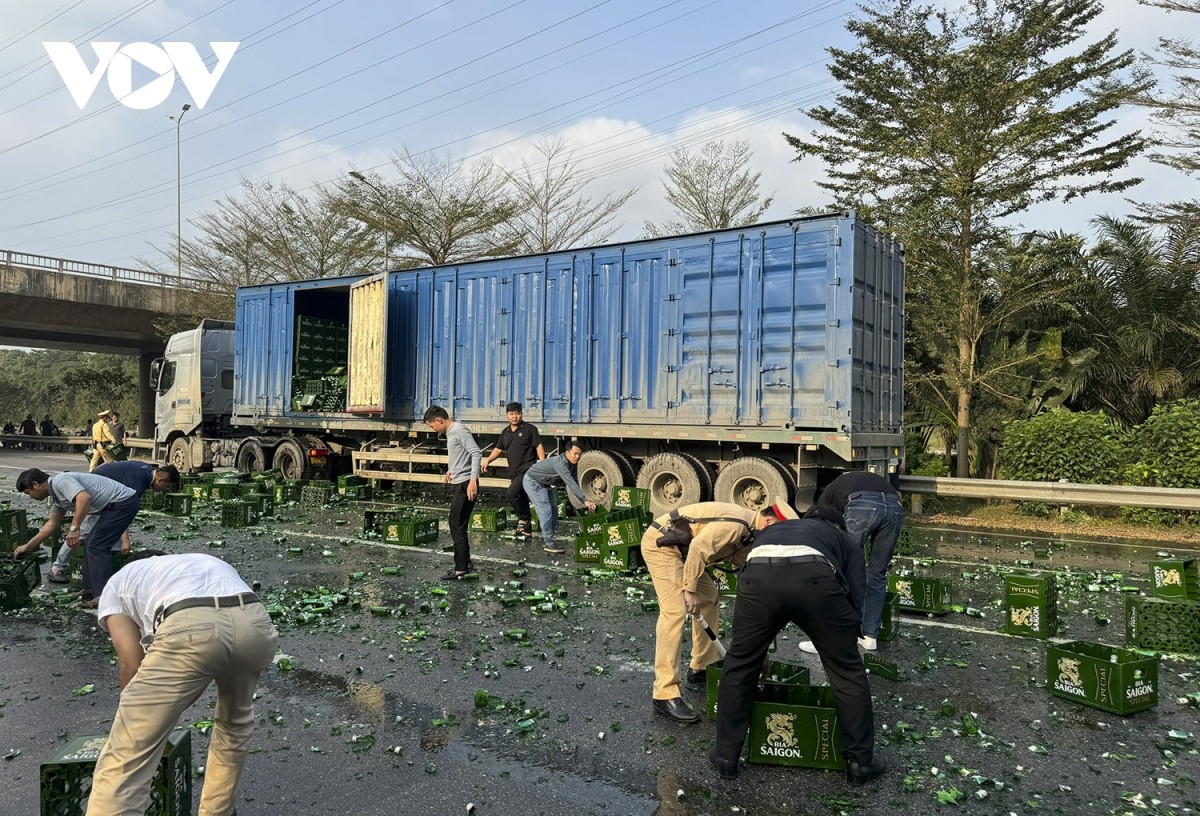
{"left": 498, "top": 137, "right": 637, "bottom": 253}
{"left": 643, "top": 139, "right": 774, "bottom": 238}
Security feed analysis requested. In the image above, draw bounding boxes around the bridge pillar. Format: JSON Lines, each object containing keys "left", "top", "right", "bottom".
{"left": 138, "top": 352, "right": 158, "bottom": 440}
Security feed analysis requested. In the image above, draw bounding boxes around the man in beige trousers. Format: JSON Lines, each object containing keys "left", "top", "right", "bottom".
{"left": 86, "top": 552, "right": 278, "bottom": 816}
{"left": 640, "top": 500, "right": 773, "bottom": 724}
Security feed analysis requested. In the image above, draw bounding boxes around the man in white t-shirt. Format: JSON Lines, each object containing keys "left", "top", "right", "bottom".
{"left": 85, "top": 553, "right": 278, "bottom": 816}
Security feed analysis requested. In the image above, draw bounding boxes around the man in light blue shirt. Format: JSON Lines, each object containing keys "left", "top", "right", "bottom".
{"left": 523, "top": 440, "right": 597, "bottom": 554}
{"left": 14, "top": 467, "right": 140, "bottom": 606}
{"left": 423, "top": 405, "right": 481, "bottom": 580}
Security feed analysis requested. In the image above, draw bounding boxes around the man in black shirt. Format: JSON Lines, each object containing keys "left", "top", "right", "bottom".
{"left": 802, "top": 470, "right": 903, "bottom": 652}
{"left": 710, "top": 506, "right": 885, "bottom": 786}
{"left": 481, "top": 402, "right": 545, "bottom": 539}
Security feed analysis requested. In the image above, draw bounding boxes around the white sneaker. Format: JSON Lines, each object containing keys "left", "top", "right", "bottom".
{"left": 857, "top": 636, "right": 877, "bottom": 651}
{"left": 798, "top": 641, "right": 818, "bottom": 654}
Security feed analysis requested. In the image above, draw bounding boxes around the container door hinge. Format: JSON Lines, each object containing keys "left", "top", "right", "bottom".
{"left": 665, "top": 293, "right": 681, "bottom": 301}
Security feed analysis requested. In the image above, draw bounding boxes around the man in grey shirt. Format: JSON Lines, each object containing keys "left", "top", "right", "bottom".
{"left": 14, "top": 467, "right": 140, "bottom": 606}
{"left": 523, "top": 440, "right": 597, "bottom": 554}
{"left": 423, "top": 405, "right": 482, "bottom": 579}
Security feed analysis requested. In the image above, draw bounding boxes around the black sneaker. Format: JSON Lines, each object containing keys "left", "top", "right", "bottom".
{"left": 846, "top": 754, "right": 887, "bottom": 785}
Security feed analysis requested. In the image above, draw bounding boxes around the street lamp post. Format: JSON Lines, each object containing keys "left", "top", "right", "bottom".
{"left": 349, "top": 171, "right": 389, "bottom": 274}
{"left": 168, "top": 104, "right": 191, "bottom": 279}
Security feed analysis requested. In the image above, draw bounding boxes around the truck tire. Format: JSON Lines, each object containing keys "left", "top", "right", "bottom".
{"left": 235, "top": 439, "right": 266, "bottom": 475}
{"left": 675, "top": 451, "right": 714, "bottom": 502}
{"left": 714, "top": 457, "right": 790, "bottom": 512}
{"left": 272, "top": 438, "right": 308, "bottom": 481}
{"left": 168, "top": 438, "right": 193, "bottom": 473}
{"left": 606, "top": 449, "right": 637, "bottom": 485}
{"left": 577, "top": 451, "right": 627, "bottom": 507}
{"left": 637, "top": 452, "right": 706, "bottom": 516}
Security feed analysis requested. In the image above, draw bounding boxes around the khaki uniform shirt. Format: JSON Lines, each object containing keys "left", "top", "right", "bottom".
{"left": 92, "top": 418, "right": 116, "bottom": 445}
{"left": 648, "top": 502, "right": 759, "bottom": 593}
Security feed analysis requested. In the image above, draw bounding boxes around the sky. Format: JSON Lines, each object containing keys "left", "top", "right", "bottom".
{"left": 0, "top": 0, "right": 1187, "bottom": 273}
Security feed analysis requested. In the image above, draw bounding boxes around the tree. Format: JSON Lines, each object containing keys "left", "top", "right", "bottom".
{"left": 787, "top": 0, "right": 1148, "bottom": 476}
{"left": 1061, "top": 215, "right": 1200, "bottom": 426}
{"left": 148, "top": 179, "right": 378, "bottom": 333}
{"left": 1137, "top": 0, "right": 1200, "bottom": 175}
{"left": 342, "top": 150, "right": 519, "bottom": 268}
{"left": 643, "top": 139, "right": 774, "bottom": 237}
{"left": 499, "top": 137, "right": 637, "bottom": 253}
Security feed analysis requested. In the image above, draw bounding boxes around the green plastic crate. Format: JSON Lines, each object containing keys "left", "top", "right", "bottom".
{"left": 1125, "top": 595, "right": 1200, "bottom": 653}
{"left": 272, "top": 482, "right": 302, "bottom": 503}
{"left": 705, "top": 659, "right": 812, "bottom": 721}
{"left": 1149, "top": 559, "right": 1199, "bottom": 602}
{"left": 220, "top": 500, "right": 255, "bottom": 528}
{"left": 163, "top": 493, "right": 192, "bottom": 517}
{"left": 1047, "top": 640, "right": 1158, "bottom": 715}
{"left": 602, "top": 516, "right": 647, "bottom": 548}
{"left": 208, "top": 483, "right": 238, "bottom": 501}
{"left": 0, "top": 507, "right": 28, "bottom": 538}
{"left": 39, "top": 729, "right": 191, "bottom": 816}
{"left": 611, "top": 485, "right": 651, "bottom": 512}
{"left": 573, "top": 532, "right": 604, "bottom": 563}
{"left": 1002, "top": 571, "right": 1059, "bottom": 638}
{"left": 877, "top": 591, "right": 899, "bottom": 641}
{"left": 383, "top": 516, "right": 439, "bottom": 546}
{"left": 0, "top": 558, "right": 39, "bottom": 610}
{"left": 300, "top": 483, "right": 333, "bottom": 507}
{"left": 747, "top": 683, "right": 846, "bottom": 770}
{"left": 600, "top": 540, "right": 643, "bottom": 571}
{"left": 469, "top": 507, "right": 509, "bottom": 532}
{"left": 577, "top": 508, "right": 609, "bottom": 537}
{"left": 247, "top": 492, "right": 274, "bottom": 518}
{"left": 887, "top": 572, "right": 952, "bottom": 615}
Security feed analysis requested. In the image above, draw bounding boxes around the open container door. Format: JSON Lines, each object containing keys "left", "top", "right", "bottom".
{"left": 348, "top": 272, "right": 389, "bottom": 414}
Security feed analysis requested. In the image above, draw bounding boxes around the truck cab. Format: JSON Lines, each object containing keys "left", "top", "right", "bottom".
{"left": 149, "top": 319, "right": 235, "bottom": 470}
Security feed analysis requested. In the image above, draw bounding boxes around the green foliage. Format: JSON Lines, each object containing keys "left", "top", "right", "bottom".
{"left": 0, "top": 350, "right": 140, "bottom": 433}
{"left": 999, "top": 409, "right": 1127, "bottom": 484}
{"left": 910, "top": 458, "right": 949, "bottom": 478}
{"left": 642, "top": 139, "right": 773, "bottom": 237}
{"left": 1121, "top": 400, "right": 1200, "bottom": 526}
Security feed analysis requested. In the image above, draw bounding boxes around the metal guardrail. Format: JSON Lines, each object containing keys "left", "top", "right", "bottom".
{"left": 1, "top": 248, "right": 181, "bottom": 288}
{"left": 0, "top": 434, "right": 154, "bottom": 451}
{"left": 899, "top": 475, "right": 1200, "bottom": 512}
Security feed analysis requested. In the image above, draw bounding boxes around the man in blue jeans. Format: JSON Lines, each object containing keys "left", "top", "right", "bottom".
{"left": 522, "top": 440, "right": 596, "bottom": 554}
{"left": 799, "top": 470, "right": 903, "bottom": 652}
{"left": 14, "top": 467, "right": 141, "bottom": 608}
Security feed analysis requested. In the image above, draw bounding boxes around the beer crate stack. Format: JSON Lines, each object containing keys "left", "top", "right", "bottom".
{"left": 705, "top": 658, "right": 811, "bottom": 720}
{"left": 569, "top": 488, "right": 652, "bottom": 569}
{"left": 1002, "top": 571, "right": 1059, "bottom": 638}
{"left": 40, "top": 730, "right": 192, "bottom": 816}
{"left": 887, "top": 571, "right": 952, "bottom": 615}
{"left": 292, "top": 315, "right": 348, "bottom": 413}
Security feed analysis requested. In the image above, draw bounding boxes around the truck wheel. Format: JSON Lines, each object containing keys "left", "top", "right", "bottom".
{"left": 168, "top": 438, "right": 193, "bottom": 473}
{"left": 714, "top": 457, "right": 790, "bottom": 512}
{"left": 235, "top": 439, "right": 266, "bottom": 475}
{"left": 637, "top": 452, "right": 705, "bottom": 515}
{"left": 577, "top": 451, "right": 627, "bottom": 507}
{"left": 606, "top": 449, "right": 637, "bottom": 485}
{"left": 272, "top": 438, "right": 308, "bottom": 481}
{"left": 675, "top": 451, "right": 714, "bottom": 501}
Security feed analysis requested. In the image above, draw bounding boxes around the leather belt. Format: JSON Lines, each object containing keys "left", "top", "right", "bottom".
{"left": 154, "top": 592, "right": 260, "bottom": 630}
{"left": 746, "top": 554, "right": 827, "bottom": 565}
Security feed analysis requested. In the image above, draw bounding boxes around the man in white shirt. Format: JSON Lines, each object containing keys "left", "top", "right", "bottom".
{"left": 85, "top": 552, "right": 278, "bottom": 816}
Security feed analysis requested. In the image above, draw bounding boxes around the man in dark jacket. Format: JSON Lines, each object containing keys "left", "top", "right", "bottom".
{"left": 710, "top": 505, "right": 886, "bottom": 786}
{"left": 481, "top": 402, "right": 545, "bottom": 540}
{"left": 797, "top": 470, "right": 903, "bottom": 652}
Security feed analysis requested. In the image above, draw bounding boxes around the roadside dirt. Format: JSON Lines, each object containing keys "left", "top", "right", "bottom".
{"left": 914, "top": 501, "right": 1200, "bottom": 546}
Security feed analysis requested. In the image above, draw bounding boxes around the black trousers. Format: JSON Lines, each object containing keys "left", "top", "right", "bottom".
{"left": 712, "top": 560, "right": 875, "bottom": 768}
{"left": 448, "top": 482, "right": 476, "bottom": 572}
{"left": 506, "top": 469, "right": 532, "bottom": 523}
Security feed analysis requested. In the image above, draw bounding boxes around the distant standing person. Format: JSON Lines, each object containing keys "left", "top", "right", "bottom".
{"left": 40, "top": 415, "right": 56, "bottom": 437}
{"left": 109, "top": 410, "right": 127, "bottom": 445}
{"left": 522, "top": 441, "right": 597, "bottom": 554}
{"left": 85, "top": 552, "right": 278, "bottom": 816}
{"left": 423, "top": 406, "right": 482, "bottom": 580}
{"left": 90, "top": 410, "right": 118, "bottom": 471}
{"left": 20, "top": 414, "right": 36, "bottom": 443}
{"left": 798, "top": 470, "right": 903, "bottom": 653}
{"left": 480, "top": 402, "right": 545, "bottom": 540}
{"left": 13, "top": 468, "right": 139, "bottom": 607}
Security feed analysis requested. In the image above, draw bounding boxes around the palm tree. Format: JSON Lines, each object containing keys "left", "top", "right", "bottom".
{"left": 1063, "top": 215, "right": 1200, "bottom": 426}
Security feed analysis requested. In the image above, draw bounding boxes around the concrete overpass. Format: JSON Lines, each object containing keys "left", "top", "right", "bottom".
{"left": 0, "top": 249, "right": 194, "bottom": 432}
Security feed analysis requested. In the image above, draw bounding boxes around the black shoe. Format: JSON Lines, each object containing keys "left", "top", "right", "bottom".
{"left": 440, "top": 569, "right": 465, "bottom": 581}
{"left": 846, "top": 755, "right": 887, "bottom": 785}
{"left": 685, "top": 668, "right": 707, "bottom": 686}
{"left": 708, "top": 750, "right": 738, "bottom": 780}
{"left": 652, "top": 697, "right": 700, "bottom": 724}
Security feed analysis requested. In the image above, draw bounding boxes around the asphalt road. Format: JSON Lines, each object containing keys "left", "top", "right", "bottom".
{"left": 1, "top": 449, "right": 1198, "bottom": 816}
